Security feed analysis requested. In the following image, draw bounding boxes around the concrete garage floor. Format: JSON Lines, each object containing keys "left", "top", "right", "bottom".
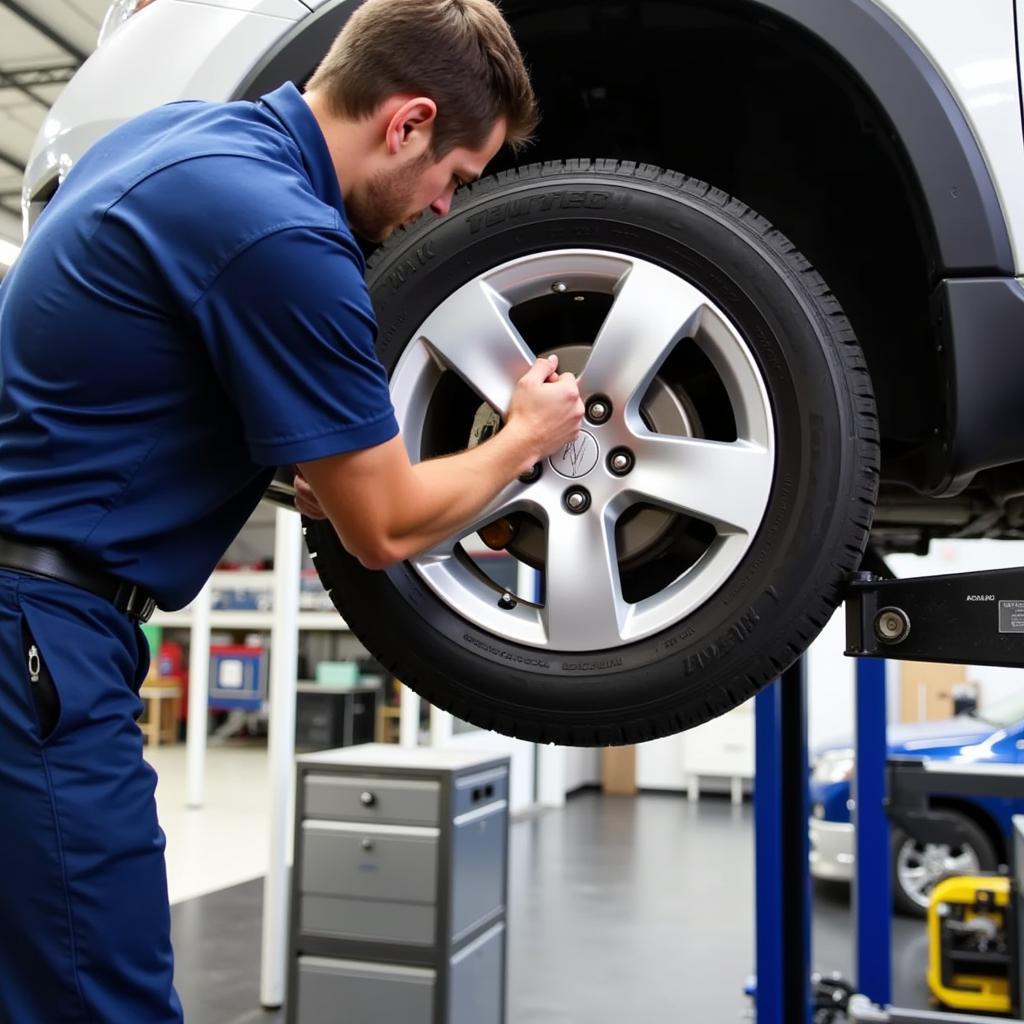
{"left": 170, "top": 792, "right": 930, "bottom": 1023}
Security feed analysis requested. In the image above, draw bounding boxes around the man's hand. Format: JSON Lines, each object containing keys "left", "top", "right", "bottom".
{"left": 503, "top": 355, "right": 585, "bottom": 474}
{"left": 294, "top": 469, "right": 328, "bottom": 520}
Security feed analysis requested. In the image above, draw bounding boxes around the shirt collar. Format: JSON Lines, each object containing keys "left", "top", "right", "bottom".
{"left": 260, "top": 82, "right": 347, "bottom": 222}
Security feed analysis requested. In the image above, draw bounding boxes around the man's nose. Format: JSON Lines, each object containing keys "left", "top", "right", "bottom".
{"left": 430, "top": 194, "right": 452, "bottom": 217}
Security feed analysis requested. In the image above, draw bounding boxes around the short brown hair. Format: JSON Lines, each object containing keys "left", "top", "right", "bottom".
{"left": 306, "top": 0, "right": 537, "bottom": 157}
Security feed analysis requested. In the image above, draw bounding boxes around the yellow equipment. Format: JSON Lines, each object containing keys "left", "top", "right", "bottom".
{"left": 928, "top": 874, "right": 1013, "bottom": 1014}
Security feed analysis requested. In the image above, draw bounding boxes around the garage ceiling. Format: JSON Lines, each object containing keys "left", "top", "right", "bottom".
{"left": 0, "top": 0, "right": 108, "bottom": 253}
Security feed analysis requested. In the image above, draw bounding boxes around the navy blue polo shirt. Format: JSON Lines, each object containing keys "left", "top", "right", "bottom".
{"left": 0, "top": 83, "right": 398, "bottom": 610}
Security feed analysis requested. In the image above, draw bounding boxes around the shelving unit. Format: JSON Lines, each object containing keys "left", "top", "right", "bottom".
{"left": 153, "top": 607, "right": 349, "bottom": 632}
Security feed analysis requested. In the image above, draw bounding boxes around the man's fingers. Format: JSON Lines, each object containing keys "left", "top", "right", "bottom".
{"left": 294, "top": 474, "right": 328, "bottom": 520}
{"left": 295, "top": 494, "right": 328, "bottom": 519}
{"left": 298, "top": 502, "right": 328, "bottom": 521}
{"left": 524, "top": 355, "right": 558, "bottom": 385}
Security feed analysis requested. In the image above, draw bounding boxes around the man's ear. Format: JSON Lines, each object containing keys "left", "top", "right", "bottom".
{"left": 385, "top": 97, "right": 438, "bottom": 156}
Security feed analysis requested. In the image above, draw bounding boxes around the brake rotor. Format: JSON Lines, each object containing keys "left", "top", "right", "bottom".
{"left": 470, "top": 344, "right": 702, "bottom": 569}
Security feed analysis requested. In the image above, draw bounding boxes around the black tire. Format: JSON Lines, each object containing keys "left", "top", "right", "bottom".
{"left": 891, "top": 816, "right": 998, "bottom": 918}
{"left": 306, "top": 161, "right": 879, "bottom": 746}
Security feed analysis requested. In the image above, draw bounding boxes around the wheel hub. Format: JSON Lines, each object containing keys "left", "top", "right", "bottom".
{"left": 468, "top": 343, "right": 698, "bottom": 568}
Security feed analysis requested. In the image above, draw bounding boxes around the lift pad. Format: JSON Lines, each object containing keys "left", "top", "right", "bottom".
{"left": 845, "top": 568, "right": 1024, "bottom": 667}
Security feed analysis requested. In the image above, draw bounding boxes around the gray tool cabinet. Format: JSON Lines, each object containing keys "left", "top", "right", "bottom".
{"left": 286, "top": 744, "right": 510, "bottom": 1024}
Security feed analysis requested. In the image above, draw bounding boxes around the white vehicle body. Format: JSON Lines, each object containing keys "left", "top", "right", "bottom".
{"left": 23, "top": 0, "right": 1024, "bottom": 277}
{"left": 23, "top": 0, "right": 311, "bottom": 230}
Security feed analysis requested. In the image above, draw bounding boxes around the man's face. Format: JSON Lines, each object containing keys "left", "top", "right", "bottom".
{"left": 347, "top": 118, "right": 507, "bottom": 242}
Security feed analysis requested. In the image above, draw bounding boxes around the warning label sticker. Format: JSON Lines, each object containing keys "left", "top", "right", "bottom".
{"left": 998, "top": 600, "right": 1024, "bottom": 634}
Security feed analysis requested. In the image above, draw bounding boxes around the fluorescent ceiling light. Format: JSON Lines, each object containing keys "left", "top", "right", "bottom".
{"left": 0, "top": 240, "right": 21, "bottom": 268}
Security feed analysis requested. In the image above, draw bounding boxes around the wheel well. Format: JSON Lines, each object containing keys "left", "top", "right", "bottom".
{"left": 495, "top": 1, "right": 941, "bottom": 468}
{"left": 928, "top": 797, "right": 1008, "bottom": 865}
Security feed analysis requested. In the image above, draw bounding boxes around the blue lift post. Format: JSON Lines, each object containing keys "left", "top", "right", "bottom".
{"left": 755, "top": 657, "right": 812, "bottom": 1024}
{"left": 853, "top": 656, "right": 892, "bottom": 1006}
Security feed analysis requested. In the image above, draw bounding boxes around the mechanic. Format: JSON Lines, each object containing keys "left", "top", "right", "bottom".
{"left": 0, "top": 1, "right": 584, "bottom": 1020}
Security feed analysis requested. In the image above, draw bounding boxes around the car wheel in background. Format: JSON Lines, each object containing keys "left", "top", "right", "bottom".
{"left": 892, "top": 816, "right": 998, "bottom": 917}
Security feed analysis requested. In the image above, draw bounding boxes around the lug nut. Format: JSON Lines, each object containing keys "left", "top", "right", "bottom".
{"left": 608, "top": 448, "right": 634, "bottom": 476}
{"left": 498, "top": 591, "right": 517, "bottom": 610}
{"left": 586, "top": 396, "right": 612, "bottom": 425}
{"left": 874, "top": 606, "right": 911, "bottom": 645}
{"left": 519, "top": 463, "right": 541, "bottom": 484}
{"left": 564, "top": 487, "right": 591, "bottom": 514}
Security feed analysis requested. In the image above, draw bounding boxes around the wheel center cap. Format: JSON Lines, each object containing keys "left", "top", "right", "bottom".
{"left": 550, "top": 430, "right": 600, "bottom": 479}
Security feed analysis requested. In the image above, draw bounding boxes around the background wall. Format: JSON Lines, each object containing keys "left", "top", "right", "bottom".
{"left": 563, "top": 747, "right": 601, "bottom": 792}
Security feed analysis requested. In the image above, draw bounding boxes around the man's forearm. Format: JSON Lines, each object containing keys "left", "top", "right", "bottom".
{"left": 300, "top": 356, "right": 583, "bottom": 569}
{"left": 299, "top": 424, "right": 537, "bottom": 570}
{"left": 385, "top": 425, "right": 534, "bottom": 560}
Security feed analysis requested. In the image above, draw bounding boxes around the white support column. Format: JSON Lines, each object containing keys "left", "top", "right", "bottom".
{"left": 185, "top": 579, "right": 212, "bottom": 809}
{"left": 731, "top": 776, "right": 744, "bottom": 806}
{"left": 536, "top": 744, "right": 567, "bottom": 808}
{"left": 399, "top": 683, "right": 420, "bottom": 748}
{"left": 259, "top": 508, "right": 302, "bottom": 1009}
{"left": 429, "top": 703, "right": 454, "bottom": 748}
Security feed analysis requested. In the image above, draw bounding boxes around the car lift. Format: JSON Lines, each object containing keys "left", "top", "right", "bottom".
{"left": 755, "top": 565, "right": 1024, "bottom": 1024}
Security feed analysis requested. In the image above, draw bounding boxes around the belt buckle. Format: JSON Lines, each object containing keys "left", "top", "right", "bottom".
{"left": 135, "top": 595, "right": 158, "bottom": 623}
{"left": 117, "top": 583, "right": 157, "bottom": 623}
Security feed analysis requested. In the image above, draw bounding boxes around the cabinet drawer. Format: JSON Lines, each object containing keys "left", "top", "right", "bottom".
{"left": 300, "top": 894, "right": 435, "bottom": 946}
{"left": 296, "top": 956, "right": 434, "bottom": 1024}
{"left": 303, "top": 774, "right": 440, "bottom": 826}
{"left": 301, "top": 821, "right": 438, "bottom": 904}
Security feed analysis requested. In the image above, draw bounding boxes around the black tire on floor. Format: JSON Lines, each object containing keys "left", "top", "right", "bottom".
{"left": 891, "top": 816, "right": 998, "bottom": 918}
{"left": 305, "top": 161, "right": 879, "bottom": 746}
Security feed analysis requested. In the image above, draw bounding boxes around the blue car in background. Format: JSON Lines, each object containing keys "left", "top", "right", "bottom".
{"left": 809, "top": 691, "right": 1024, "bottom": 916}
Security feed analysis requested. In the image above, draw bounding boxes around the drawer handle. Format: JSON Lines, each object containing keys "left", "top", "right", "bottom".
{"left": 361, "top": 838, "right": 375, "bottom": 852}
{"left": 359, "top": 791, "right": 377, "bottom": 807}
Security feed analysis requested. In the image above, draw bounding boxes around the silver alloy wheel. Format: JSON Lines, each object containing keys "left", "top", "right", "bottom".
{"left": 389, "top": 249, "right": 776, "bottom": 652}
{"left": 895, "top": 838, "right": 981, "bottom": 910}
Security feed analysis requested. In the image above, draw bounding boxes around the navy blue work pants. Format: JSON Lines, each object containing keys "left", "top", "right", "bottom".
{"left": 0, "top": 571, "right": 183, "bottom": 1022}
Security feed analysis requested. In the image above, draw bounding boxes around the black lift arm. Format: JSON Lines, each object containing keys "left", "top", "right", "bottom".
{"left": 845, "top": 568, "right": 1024, "bottom": 667}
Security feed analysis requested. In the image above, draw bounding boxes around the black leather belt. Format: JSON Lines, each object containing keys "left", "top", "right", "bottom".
{"left": 0, "top": 536, "right": 158, "bottom": 622}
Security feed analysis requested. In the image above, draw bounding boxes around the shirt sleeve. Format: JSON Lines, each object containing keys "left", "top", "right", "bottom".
{"left": 190, "top": 225, "right": 399, "bottom": 466}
